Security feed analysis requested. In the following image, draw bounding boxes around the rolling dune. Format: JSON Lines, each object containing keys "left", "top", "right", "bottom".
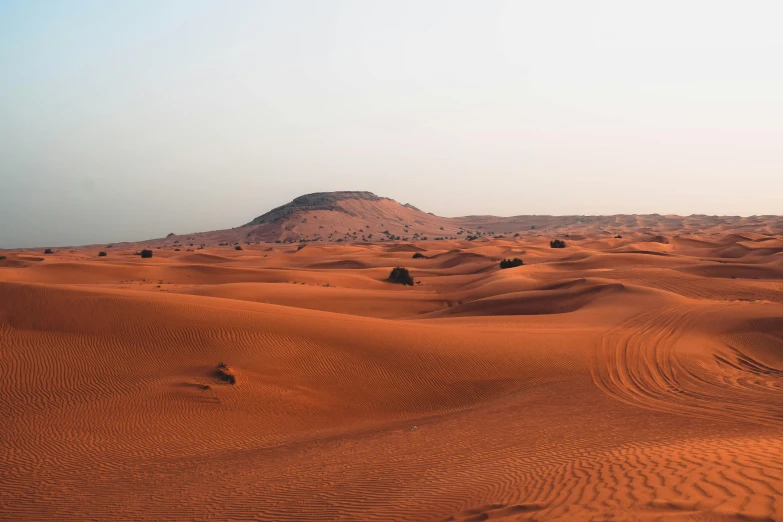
{"left": 1, "top": 229, "right": 782, "bottom": 520}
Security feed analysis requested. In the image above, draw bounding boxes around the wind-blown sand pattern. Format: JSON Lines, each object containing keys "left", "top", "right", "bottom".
{"left": 1, "top": 230, "right": 782, "bottom": 520}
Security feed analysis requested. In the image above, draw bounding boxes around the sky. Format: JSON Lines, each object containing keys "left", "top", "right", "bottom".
{"left": 1, "top": 0, "right": 782, "bottom": 247}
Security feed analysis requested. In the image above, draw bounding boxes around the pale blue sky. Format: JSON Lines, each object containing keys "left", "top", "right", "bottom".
{"left": 1, "top": 0, "right": 782, "bottom": 247}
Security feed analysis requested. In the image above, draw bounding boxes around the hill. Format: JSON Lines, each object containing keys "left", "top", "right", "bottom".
{"left": 9, "top": 191, "right": 782, "bottom": 251}
{"left": 144, "top": 192, "right": 783, "bottom": 250}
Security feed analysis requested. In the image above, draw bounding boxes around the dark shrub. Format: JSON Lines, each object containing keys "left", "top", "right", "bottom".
{"left": 44, "top": 248, "right": 53, "bottom": 254}
{"left": 499, "top": 258, "right": 524, "bottom": 269}
{"left": 140, "top": 249, "right": 153, "bottom": 258}
{"left": 235, "top": 245, "right": 242, "bottom": 250}
{"left": 615, "top": 235, "right": 622, "bottom": 239}
{"left": 0, "top": 255, "right": 6, "bottom": 260}
{"left": 215, "top": 362, "right": 236, "bottom": 385}
{"left": 388, "top": 267, "right": 414, "bottom": 286}
{"left": 550, "top": 239, "right": 566, "bottom": 248}
{"left": 412, "top": 252, "right": 427, "bottom": 259}
{"left": 98, "top": 251, "right": 107, "bottom": 257}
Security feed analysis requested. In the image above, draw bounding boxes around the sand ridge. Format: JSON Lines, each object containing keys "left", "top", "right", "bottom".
{"left": 1, "top": 230, "right": 782, "bottom": 520}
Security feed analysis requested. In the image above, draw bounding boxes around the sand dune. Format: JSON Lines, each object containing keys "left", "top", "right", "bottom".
{"left": 1, "top": 228, "right": 782, "bottom": 520}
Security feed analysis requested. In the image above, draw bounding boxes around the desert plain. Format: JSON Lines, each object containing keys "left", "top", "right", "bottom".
{"left": 1, "top": 195, "right": 782, "bottom": 521}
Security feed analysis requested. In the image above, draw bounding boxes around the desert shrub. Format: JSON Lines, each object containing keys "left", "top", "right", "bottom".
{"left": 499, "top": 258, "right": 524, "bottom": 269}
{"left": 44, "top": 248, "right": 53, "bottom": 254}
{"left": 388, "top": 267, "right": 414, "bottom": 286}
{"left": 140, "top": 249, "right": 153, "bottom": 258}
{"left": 0, "top": 255, "right": 6, "bottom": 260}
{"left": 174, "top": 248, "right": 180, "bottom": 251}
{"left": 235, "top": 245, "right": 242, "bottom": 250}
{"left": 412, "top": 252, "right": 427, "bottom": 259}
{"left": 216, "top": 362, "right": 236, "bottom": 385}
{"left": 615, "top": 234, "right": 622, "bottom": 238}
{"left": 550, "top": 239, "right": 566, "bottom": 248}
{"left": 98, "top": 251, "right": 107, "bottom": 257}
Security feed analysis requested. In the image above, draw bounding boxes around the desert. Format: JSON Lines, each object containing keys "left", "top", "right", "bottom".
{"left": 1, "top": 192, "right": 781, "bottom": 521}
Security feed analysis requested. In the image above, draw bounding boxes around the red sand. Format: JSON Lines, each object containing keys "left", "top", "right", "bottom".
{"left": 1, "top": 229, "right": 782, "bottom": 520}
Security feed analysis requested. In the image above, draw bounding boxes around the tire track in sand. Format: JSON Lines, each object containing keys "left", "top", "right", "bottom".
{"left": 591, "top": 304, "right": 783, "bottom": 427}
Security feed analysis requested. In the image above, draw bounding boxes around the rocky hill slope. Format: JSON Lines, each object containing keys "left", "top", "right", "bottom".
{"left": 75, "top": 191, "right": 783, "bottom": 249}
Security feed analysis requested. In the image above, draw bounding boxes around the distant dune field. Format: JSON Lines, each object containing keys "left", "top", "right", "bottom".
{"left": 1, "top": 230, "right": 782, "bottom": 520}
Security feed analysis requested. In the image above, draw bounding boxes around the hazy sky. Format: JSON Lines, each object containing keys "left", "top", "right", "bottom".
{"left": 1, "top": 1, "right": 782, "bottom": 247}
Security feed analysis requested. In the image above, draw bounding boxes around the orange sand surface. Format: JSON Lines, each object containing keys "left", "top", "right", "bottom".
{"left": 1, "top": 232, "right": 782, "bottom": 521}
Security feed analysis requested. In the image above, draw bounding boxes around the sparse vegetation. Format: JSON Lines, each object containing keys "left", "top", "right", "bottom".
{"left": 499, "top": 258, "right": 524, "bottom": 269}
{"left": 140, "top": 249, "right": 153, "bottom": 258}
{"left": 0, "top": 256, "right": 6, "bottom": 260}
{"left": 44, "top": 248, "right": 53, "bottom": 254}
{"left": 412, "top": 252, "right": 427, "bottom": 259}
{"left": 550, "top": 239, "right": 566, "bottom": 248}
{"left": 615, "top": 235, "right": 622, "bottom": 239}
{"left": 216, "top": 362, "right": 236, "bottom": 385}
{"left": 98, "top": 251, "right": 107, "bottom": 257}
{"left": 388, "top": 267, "right": 414, "bottom": 286}
{"left": 235, "top": 245, "right": 242, "bottom": 250}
